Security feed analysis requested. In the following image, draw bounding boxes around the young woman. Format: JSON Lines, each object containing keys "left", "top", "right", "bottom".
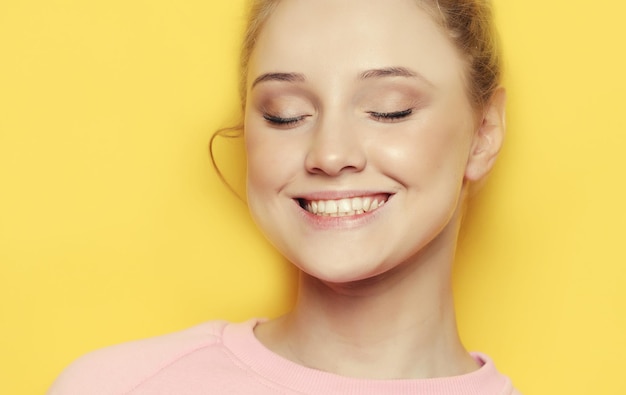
{"left": 49, "top": 0, "right": 519, "bottom": 393}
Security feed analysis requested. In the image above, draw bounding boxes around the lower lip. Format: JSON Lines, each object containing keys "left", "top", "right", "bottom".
{"left": 295, "top": 199, "right": 389, "bottom": 230}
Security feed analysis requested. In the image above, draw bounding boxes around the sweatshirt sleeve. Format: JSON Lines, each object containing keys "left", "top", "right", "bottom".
{"left": 46, "top": 321, "right": 227, "bottom": 395}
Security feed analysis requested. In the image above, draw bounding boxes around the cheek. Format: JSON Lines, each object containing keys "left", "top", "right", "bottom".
{"left": 372, "top": 116, "right": 472, "bottom": 185}
{"left": 244, "top": 122, "right": 302, "bottom": 197}
{"left": 245, "top": 135, "right": 273, "bottom": 196}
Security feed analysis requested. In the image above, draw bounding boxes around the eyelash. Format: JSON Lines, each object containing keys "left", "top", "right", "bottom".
{"left": 263, "top": 114, "right": 308, "bottom": 127}
{"left": 262, "top": 108, "right": 414, "bottom": 127}
{"left": 368, "top": 108, "right": 413, "bottom": 122}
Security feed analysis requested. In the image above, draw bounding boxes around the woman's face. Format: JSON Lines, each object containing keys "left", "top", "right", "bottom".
{"left": 244, "top": 0, "right": 486, "bottom": 283}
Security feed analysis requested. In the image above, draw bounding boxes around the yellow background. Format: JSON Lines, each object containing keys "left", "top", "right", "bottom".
{"left": 1, "top": 1, "right": 625, "bottom": 394}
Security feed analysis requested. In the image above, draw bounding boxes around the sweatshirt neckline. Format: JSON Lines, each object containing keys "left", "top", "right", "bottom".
{"left": 222, "top": 319, "right": 512, "bottom": 395}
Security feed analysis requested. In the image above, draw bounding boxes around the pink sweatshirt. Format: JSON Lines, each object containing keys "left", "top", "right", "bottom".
{"left": 48, "top": 319, "right": 520, "bottom": 394}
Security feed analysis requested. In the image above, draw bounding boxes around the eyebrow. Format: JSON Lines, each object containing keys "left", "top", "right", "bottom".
{"left": 359, "top": 66, "right": 433, "bottom": 86}
{"left": 251, "top": 72, "right": 306, "bottom": 89}
{"left": 250, "top": 66, "right": 432, "bottom": 89}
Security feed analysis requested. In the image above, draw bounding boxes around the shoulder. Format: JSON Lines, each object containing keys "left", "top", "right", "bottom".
{"left": 47, "top": 321, "right": 229, "bottom": 395}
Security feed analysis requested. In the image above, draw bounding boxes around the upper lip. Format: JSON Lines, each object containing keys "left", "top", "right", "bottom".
{"left": 294, "top": 190, "right": 394, "bottom": 201}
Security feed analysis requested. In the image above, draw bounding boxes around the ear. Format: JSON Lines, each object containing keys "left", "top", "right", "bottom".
{"left": 465, "top": 87, "right": 506, "bottom": 182}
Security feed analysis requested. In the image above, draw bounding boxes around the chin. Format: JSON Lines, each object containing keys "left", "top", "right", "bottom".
{"left": 295, "top": 256, "right": 390, "bottom": 286}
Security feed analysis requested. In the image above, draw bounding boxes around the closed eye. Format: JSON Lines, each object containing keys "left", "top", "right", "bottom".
{"left": 263, "top": 113, "right": 309, "bottom": 127}
{"left": 368, "top": 108, "right": 413, "bottom": 122}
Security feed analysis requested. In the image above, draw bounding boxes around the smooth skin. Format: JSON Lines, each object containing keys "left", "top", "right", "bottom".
{"left": 244, "top": 0, "right": 505, "bottom": 380}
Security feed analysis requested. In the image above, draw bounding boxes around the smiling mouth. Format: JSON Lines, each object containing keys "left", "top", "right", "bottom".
{"left": 297, "top": 194, "right": 390, "bottom": 217}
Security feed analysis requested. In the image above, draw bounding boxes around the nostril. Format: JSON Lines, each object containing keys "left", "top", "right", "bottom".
{"left": 304, "top": 135, "right": 367, "bottom": 177}
{"left": 305, "top": 163, "right": 365, "bottom": 177}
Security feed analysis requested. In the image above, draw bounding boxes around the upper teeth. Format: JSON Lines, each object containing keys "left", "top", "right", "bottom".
{"left": 304, "top": 196, "right": 386, "bottom": 217}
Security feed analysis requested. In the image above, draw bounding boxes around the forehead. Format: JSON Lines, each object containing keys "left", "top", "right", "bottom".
{"left": 248, "top": 0, "right": 464, "bottom": 89}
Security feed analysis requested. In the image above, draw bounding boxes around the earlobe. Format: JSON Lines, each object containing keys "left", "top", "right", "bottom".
{"left": 465, "top": 87, "right": 506, "bottom": 182}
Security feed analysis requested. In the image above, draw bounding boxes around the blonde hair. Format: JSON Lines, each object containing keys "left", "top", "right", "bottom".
{"left": 238, "top": 0, "right": 502, "bottom": 112}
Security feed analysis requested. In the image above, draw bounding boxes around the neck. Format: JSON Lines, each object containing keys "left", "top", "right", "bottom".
{"left": 255, "top": 218, "right": 478, "bottom": 379}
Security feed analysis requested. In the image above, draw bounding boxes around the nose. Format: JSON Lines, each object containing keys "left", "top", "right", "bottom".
{"left": 304, "top": 117, "right": 367, "bottom": 176}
